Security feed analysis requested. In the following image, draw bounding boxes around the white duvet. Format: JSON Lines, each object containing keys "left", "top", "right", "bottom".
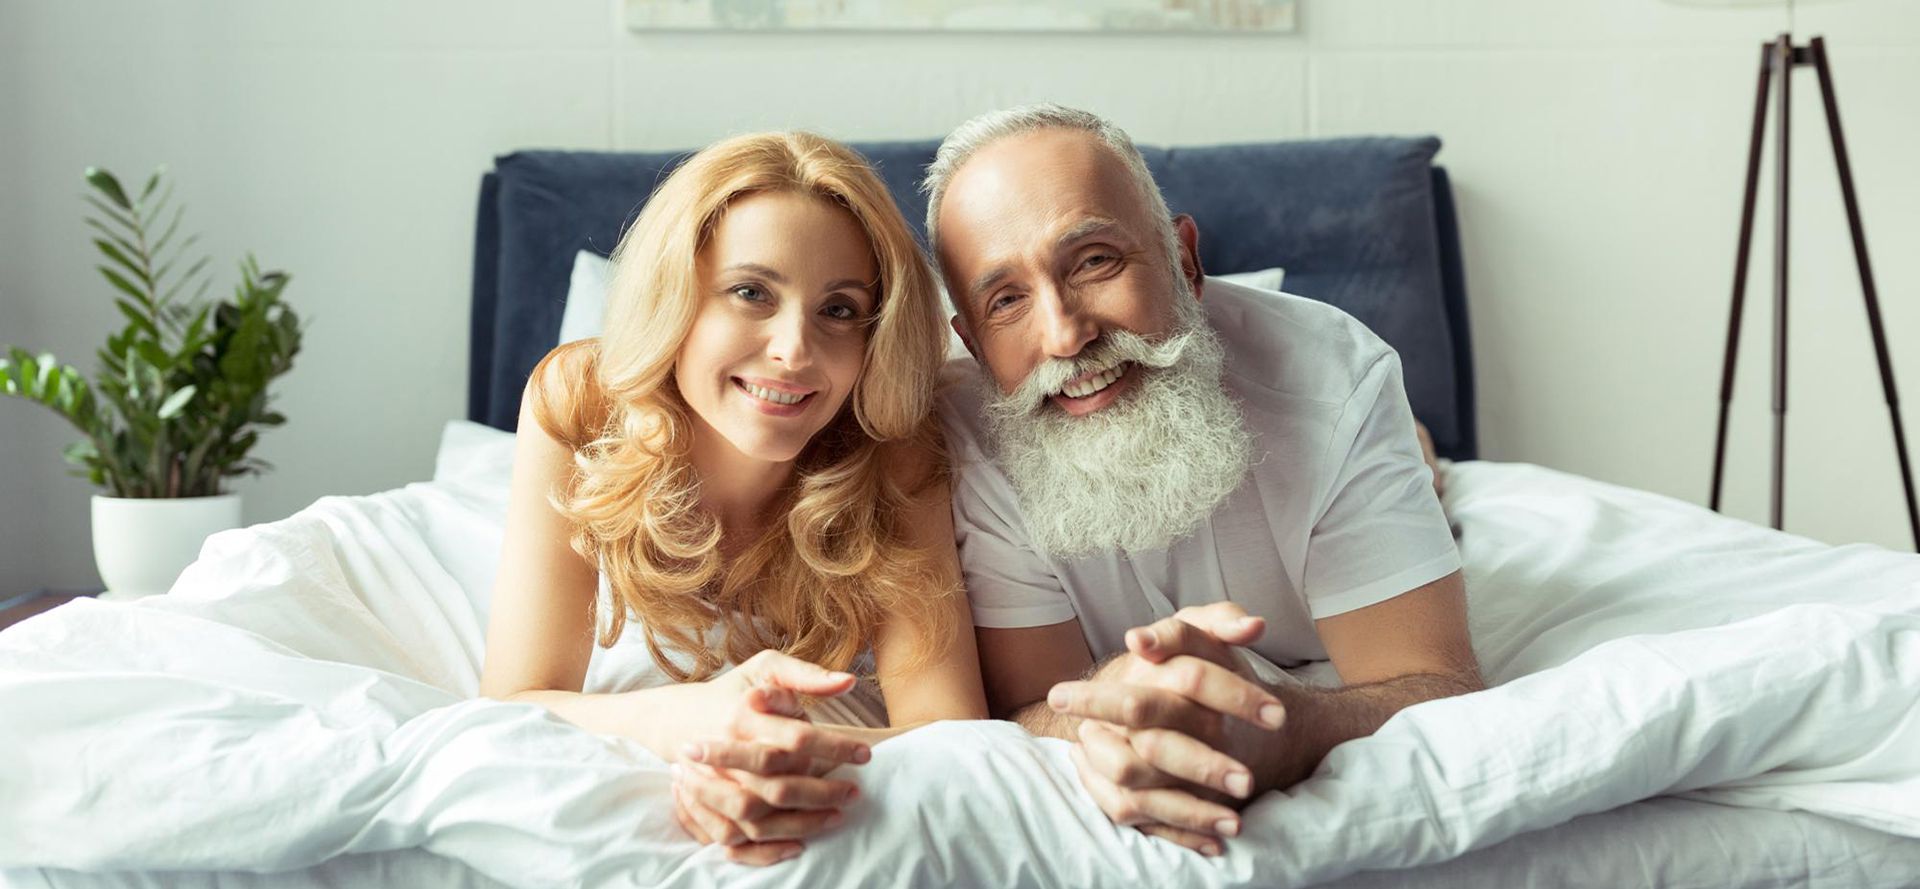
{"left": 2, "top": 421, "right": 1918, "bottom": 888}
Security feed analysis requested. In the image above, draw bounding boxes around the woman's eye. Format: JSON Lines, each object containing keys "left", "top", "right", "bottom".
{"left": 730, "top": 284, "right": 768, "bottom": 303}
{"left": 821, "top": 303, "right": 860, "bottom": 321}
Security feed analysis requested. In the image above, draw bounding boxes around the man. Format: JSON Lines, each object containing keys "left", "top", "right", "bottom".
{"left": 922, "top": 104, "right": 1483, "bottom": 855}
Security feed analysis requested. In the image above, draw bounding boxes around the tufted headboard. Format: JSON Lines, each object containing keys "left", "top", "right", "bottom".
{"left": 468, "top": 136, "right": 1477, "bottom": 460}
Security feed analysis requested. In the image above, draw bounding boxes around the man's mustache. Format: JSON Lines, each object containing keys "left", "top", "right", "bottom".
{"left": 986, "top": 326, "right": 1203, "bottom": 423}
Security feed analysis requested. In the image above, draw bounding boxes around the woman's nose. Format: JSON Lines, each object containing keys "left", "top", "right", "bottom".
{"left": 765, "top": 308, "right": 814, "bottom": 370}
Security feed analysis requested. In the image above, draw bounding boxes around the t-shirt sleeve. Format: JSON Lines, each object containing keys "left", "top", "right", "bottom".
{"left": 1303, "top": 350, "right": 1461, "bottom": 619}
{"left": 950, "top": 466, "right": 1078, "bottom": 629}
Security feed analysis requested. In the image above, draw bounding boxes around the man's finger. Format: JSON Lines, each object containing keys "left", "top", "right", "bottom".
{"left": 1076, "top": 719, "right": 1170, "bottom": 790}
{"left": 1128, "top": 605, "right": 1264, "bottom": 661}
{"left": 1048, "top": 681, "right": 1217, "bottom": 737}
{"left": 740, "top": 651, "right": 858, "bottom": 698}
{"left": 1068, "top": 744, "right": 1239, "bottom": 837}
{"left": 683, "top": 739, "right": 812, "bottom": 776}
{"left": 733, "top": 710, "right": 872, "bottom": 766}
{"left": 1126, "top": 727, "right": 1256, "bottom": 799}
{"left": 1126, "top": 616, "right": 1238, "bottom": 666}
{"left": 1139, "top": 823, "right": 1223, "bottom": 857}
{"left": 1134, "top": 655, "right": 1286, "bottom": 732}
{"left": 1173, "top": 602, "right": 1260, "bottom": 639}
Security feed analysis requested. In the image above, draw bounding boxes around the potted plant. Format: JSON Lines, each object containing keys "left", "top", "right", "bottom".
{"left": 0, "top": 167, "right": 303, "bottom": 598}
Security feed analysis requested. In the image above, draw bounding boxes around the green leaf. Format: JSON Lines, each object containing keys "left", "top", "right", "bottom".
{"left": 159, "top": 256, "right": 210, "bottom": 304}
{"left": 62, "top": 438, "right": 99, "bottom": 466}
{"left": 97, "top": 265, "right": 150, "bottom": 306}
{"left": 141, "top": 178, "right": 176, "bottom": 228}
{"left": 84, "top": 219, "right": 142, "bottom": 264}
{"left": 34, "top": 352, "right": 56, "bottom": 395}
{"left": 94, "top": 238, "right": 151, "bottom": 286}
{"left": 84, "top": 199, "right": 142, "bottom": 241}
{"left": 156, "top": 385, "right": 196, "bottom": 419}
{"left": 150, "top": 204, "right": 187, "bottom": 258}
{"left": 114, "top": 298, "right": 159, "bottom": 339}
{"left": 84, "top": 167, "right": 133, "bottom": 210}
{"left": 139, "top": 166, "right": 165, "bottom": 201}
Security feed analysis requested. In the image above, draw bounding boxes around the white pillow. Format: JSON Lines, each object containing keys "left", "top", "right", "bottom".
{"left": 1215, "top": 266, "right": 1286, "bottom": 293}
{"left": 432, "top": 419, "right": 517, "bottom": 488}
{"left": 557, "top": 250, "right": 612, "bottom": 346}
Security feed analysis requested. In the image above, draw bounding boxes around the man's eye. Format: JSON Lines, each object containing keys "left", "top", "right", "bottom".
{"left": 1082, "top": 254, "right": 1115, "bottom": 271}
{"left": 988, "top": 292, "right": 1023, "bottom": 315}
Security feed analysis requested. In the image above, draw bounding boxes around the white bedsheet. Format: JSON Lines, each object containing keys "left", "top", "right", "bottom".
{"left": 2, "top": 422, "right": 1917, "bottom": 887}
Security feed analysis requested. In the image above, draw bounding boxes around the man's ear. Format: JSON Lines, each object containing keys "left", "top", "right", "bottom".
{"left": 951, "top": 315, "right": 980, "bottom": 361}
{"left": 1173, "top": 213, "right": 1205, "bottom": 300}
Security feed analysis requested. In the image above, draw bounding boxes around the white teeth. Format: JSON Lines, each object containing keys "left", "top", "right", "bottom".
{"left": 743, "top": 382, "right": 805, "bottom": 405}
{"left": 1060, "top": 363, "right": 1125, "bottom": 399}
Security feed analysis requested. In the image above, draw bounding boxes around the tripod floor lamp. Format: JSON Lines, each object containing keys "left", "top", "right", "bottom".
{"left": 1706, "top": 33, "right": 1920, "bottom": 552}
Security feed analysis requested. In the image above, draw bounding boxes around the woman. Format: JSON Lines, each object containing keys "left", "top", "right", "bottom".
{"left": 480, "top": 132, "right": 987, "bottom": 866}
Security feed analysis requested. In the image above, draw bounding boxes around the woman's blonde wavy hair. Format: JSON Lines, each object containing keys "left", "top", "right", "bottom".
{"left": 529, "top": 132, "right": 956, "bottom": 683}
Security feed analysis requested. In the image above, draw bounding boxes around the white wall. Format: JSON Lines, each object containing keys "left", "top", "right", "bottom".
{"left": 4, "top": 0, "right": 1918, "bottom": 591}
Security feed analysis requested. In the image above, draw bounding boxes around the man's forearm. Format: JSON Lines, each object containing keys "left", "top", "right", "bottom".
{"left": 1258, "top": 670, "right": 1483, "bottom": 791}
{"left": 1010, "top": 653, "right": 1128, "bottom": 739}
{"left": 1012, "top": 698, "right": 1085, "bottom": 739}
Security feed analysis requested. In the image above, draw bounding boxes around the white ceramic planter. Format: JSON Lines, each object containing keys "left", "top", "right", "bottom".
{"left": 91, "top": 493, "right": 243, "bottom": 599}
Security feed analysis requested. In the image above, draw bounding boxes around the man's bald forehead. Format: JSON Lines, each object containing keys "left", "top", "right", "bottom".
{"left": 936, "top": 127, "right": 1157, "bottom": 247}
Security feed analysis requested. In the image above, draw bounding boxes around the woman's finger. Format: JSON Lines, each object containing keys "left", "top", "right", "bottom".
{"left": 677, "top": 764, "right": 769, "bottom": 828}
{"left": 673, "top": 774, "right": 747, "bottom": 847}
{"left": 732, "top": 709, "right": 872, "bottom": 765}
{"left": 723, "top": 768, "right": 860, "bottom": 811}
{"left": 723, "top": 841, "right": 805, "bottom": 866}
{"left": 670, "top": 783, "right": 714, "bottom": 844}
{"left": 731, "top": 807, "right": 846, "bottom": 843}
{"left": 739, "top": 651, "right": 858, "bottom": 698}
{"left": 682, "top": 739, "right": 812, "bottom": 776}
{"left": 747, "top": 684, "right": 806, "bottom": 719}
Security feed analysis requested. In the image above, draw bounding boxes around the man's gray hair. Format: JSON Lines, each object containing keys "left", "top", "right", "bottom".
{"left": 920, "top": 104, "right": 1180, "bottom": 324}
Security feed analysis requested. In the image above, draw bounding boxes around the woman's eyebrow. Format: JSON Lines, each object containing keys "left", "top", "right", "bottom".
{"left": 824, "top": 277, "right": 876, "bottom": 296}
{"left": 722, "top": 262, "right": 787, "bottom": 283}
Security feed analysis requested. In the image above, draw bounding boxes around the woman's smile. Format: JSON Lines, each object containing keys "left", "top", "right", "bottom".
{"left": 732, "top": 375, "right": 817, "bottom": 416}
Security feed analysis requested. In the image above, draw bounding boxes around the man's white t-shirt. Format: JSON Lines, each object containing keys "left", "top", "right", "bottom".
{"left": 936, "top": 276, "right": 1460, "bottom": 668}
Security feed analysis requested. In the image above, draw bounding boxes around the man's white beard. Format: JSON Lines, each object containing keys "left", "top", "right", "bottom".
{"left": 981, "top": 290, "right": 1254, "bottom": 559}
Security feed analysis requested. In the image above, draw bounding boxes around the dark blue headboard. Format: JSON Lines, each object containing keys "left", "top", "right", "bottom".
{"left": 469, "top": 137, "right": 1478, "bottom": 460}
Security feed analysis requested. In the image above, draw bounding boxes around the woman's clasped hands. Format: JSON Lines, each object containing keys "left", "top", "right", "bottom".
{"left": 663, "top": 650, "right": 873, "bottom": 865}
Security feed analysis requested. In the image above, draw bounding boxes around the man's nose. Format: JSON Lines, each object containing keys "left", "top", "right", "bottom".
{"left": 1034, "top": 285, "right": 1098, "bottom": 360}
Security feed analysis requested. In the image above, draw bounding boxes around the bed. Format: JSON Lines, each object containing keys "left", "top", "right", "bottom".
{"left": 3, "top": 137, "right": 1918, "bottom": 888}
